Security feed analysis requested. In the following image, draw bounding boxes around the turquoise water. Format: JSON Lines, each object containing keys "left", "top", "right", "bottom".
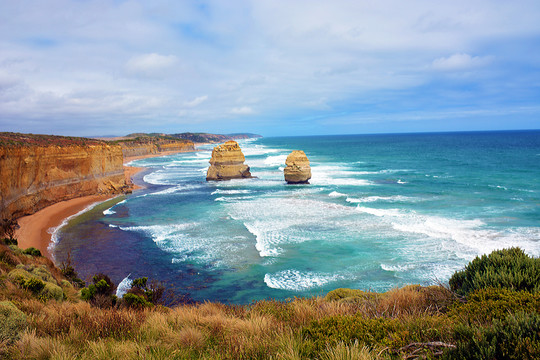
{"left": 54, "top": 131, "right": 540, "bottom": 304}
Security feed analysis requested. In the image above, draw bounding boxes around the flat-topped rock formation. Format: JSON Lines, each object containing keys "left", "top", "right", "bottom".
{"left": 107, "top": 136, "right": 195, "bottom": 158}
{"left": 206, "top": 141, "right": 252, "bottom": 181}
{"left": 284, "top": 150, "right": 311, "bottom": 184}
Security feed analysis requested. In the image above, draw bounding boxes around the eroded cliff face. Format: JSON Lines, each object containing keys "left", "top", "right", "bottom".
{"left": 119, "top": 139, "right": 195, "bottom": 158}
{"left": 206, "top": 141, "right": 252, "bottom": 181}
{"left": 0, "top": 143, "right": 127, "bottom": 220}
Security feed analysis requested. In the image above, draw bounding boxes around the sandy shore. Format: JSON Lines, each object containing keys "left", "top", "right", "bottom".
{"left": 14, "top": 148, "right": 203, "bottom": 260}
{"left": 14, "top": 195, "right": 113, "bottom": 258}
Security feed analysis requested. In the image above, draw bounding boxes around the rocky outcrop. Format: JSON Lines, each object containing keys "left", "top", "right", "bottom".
{"left": 206, "top": 141, "right": 252, "bottom": 181}
{"left": 0, "top": 133, "right": 127, "bottom": 221}
{"left": 284, "top": 150, "right": 311, "bottom": 184}
{"left": 118, "top": 138, "right": 195, "bottom": 158}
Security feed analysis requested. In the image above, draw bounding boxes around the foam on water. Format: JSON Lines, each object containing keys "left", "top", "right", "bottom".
{"left": 380, "top": 263, "right": 415, "bottom": 272}
{"left": 116, "top": 274, "right": 132, "bottom": 298}
{"left": 346, "top": 195, "right": 417, "bottom": 203}
{"left": 263, "top": 154, "right": 288, "bottom": 166}
{"left": 60, "top": 132, "right": 540, "bottom": 303}
{"left": 227, "top": 197, "right": 355, "bottom": 257}
{"left": 264, "top": 269, "right": 347, "bottom": 291}
{"left": 328, "top": 191, "right": 347, "bottom": 198}
{"left": 211, "top": 189, "right": 252, "bottom": 195}
{"left": 103, "top": 208, "right": 116, "bottom": 215}
{"left": 149, "top": 184, "right": 203, "bottom": 196}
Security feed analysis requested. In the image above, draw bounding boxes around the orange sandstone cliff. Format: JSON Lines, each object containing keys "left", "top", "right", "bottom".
{"left": 0, "top": 133, "right": 128, "bottom": 221}
{"left": 116, "top": 137, "right": 195, "bottom": 158}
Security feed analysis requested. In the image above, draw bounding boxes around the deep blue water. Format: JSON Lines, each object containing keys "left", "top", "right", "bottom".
{"left": 54, "top": 130, "right": 540, "bottom": 304}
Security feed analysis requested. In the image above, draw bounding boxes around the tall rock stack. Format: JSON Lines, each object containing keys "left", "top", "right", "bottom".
{"left": 284, "top": 150, "right": 311, "bottom": 184}
{"left": 206, "top": 141, "right": 252, "bottom": 181}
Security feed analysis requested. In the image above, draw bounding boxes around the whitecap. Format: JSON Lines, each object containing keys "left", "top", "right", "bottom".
{"left": 346, "top": 195, "right": 416, "bottom": 203}
{"left": 264, "top": 154, "right": 288, "bottom": 166}
{"left": 264, "top": 269, "right": 346, "bottom": 291}
{"left": 380, "top": 263, "right": 415, "bottom": 272}
{"left": 356, "top": 206, "right": 403, "bottom": 217}
{"left": 211, "top": 189, "right": 251, "bottom": 195}
{"left": 103, "top": 208, "right": 116, "bottom": 215}
{"left": 328, "top": 191, "right": 347, "bottom": 198}
{"left": 149, "top": 184, "right": 203, "bottom": 196}
{"left": 115, "top": 275, "right": 132, "bottom": 298}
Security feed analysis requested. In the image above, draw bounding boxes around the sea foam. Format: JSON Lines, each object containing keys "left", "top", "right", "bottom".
{"left": 264, "top": 269, "right": 346, "bottom": 291}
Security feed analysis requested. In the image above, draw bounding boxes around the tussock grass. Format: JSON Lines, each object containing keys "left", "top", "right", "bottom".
{"left": 0, "top": 244, "right": 537, "bottom": 359}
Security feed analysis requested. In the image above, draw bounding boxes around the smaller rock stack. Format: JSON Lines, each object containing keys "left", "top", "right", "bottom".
{"left": 206, "top": 141, "right": 252, "bottom": 181}
{"left": 284, "top": 150, "right": 311, "bottom": 184}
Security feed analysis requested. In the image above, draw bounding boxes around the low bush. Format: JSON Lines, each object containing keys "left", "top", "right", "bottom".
{"left": 123, "top": 293, "right": 152, "bottom": 308}
{"left": 449, "top": 288, "right": 540, "bottom": 325}
{"left": 22, "top": 247, "right": 41, "bottom": 257}
{"left": 449, "top": 247, "right": 540, "bottom": 296}
{"left": 1, "top": 238, "right": 17, "bottom": 246}
{"left": 443, "top": 312, "right": 540, "bottom": 359}
{"left": 120, "top": 276, "right": 166, "bottom": 308}
{"left": 0, "top": 301, "right": 27, "bottom": 344}
{"left": 302, "top": 314, "right": 401, "bottom": 354}
{"left": 21, "top": 277, "right": 45, "bottom": 293}
{"left": 81, "top": 273, "right": 116, "bottom": 308}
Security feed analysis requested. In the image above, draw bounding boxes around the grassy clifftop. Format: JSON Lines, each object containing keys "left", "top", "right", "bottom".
{"left": 0, "top": 239, "right": 538, "bottom": 359}
{"left": 0, "top": 132, "right": 105, "bottom": 148}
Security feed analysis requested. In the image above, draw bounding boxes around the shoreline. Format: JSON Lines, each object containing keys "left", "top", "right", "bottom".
{"left": 14, "top": 195, "right": 114, "bottom": 259}
{"left": 14, "top": 148, "right": 199, "bottom": 260}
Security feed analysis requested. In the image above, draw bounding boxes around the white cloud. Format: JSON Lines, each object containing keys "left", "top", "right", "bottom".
{"left": 184, "top": 95, "right": 208, "bottom": 107}
{"left": 126, "top": 53, "right": 177, "bottom": 77}
{"left": 432, "top": 53, "right": 493, "bottom": 71}
{"left": 231, "top": 106, "right": 254, "bottom": 115}
{"left": 0, "top": 1, "right": 539, "bottom": 135}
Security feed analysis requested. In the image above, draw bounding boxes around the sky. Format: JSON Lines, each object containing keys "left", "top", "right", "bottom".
{"left": 1, "top": 0, "right": 540, "bottom": 137}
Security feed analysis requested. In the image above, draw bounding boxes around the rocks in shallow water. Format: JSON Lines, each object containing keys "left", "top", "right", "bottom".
{"left": 284, "top": 150, "right": 311, "bottom": 184}
{"left": 206, "top": 141, "right": 252, "bottom": 181}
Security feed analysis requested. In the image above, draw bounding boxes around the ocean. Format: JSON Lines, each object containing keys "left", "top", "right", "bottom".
{"left": 53, "top": 130, "right": 540, "bottom": 304}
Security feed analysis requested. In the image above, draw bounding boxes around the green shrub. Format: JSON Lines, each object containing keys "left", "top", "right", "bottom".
{"left": 30, "top": 265, "right": 55, "bottom": 283}
{"left": 449, "top": 247, "right": 540, "bottom": 296}
{"left": 2, "top": 237, "right": 17, "bottom": 246}
{"left": 40, "top": 282, "right": 64, "bottom": 301}
{"left": 60, "top": 260, "right": 85, "bottom": 288}
{"left": 21, "top": 277, "right": 46, "bottom": 293}
{"left": 22, "top": 247, "right": 41, "bottom": 257}
{"left": 123, "top": 293, "right": 152, "bottom": 308}
{"left": 92, "top": 273, "right": 114, "bottom": 296}
{"left": 443, "top": 312, "right": 540, "bottom": 359}
{"left": 449, "top": 288, "right": 540, "bottom": 324}
{"left": 81, "top": 284, "right": 97, "bottom": 301}
{"left": 8, "top": 268, "right": 35, "bottom": 285}
{"left": 0, "top": 301, "right": 27, "bottom": 343}
{"left": 325, "top": 288, "right": 375, "bottom": 302}
{"left": 302, "top": 314, "right": 401, "bottom": 353}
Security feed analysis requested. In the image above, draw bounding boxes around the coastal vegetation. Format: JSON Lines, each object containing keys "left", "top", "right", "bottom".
{"left": 1, "top": 239, "right": 538, "bottom": 359}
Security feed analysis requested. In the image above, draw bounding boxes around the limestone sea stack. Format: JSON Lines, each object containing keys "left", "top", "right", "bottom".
{"left": 206, "top": 141, "right": 252, "bottom": 181}
{"left": 284, "top": 150, "right": 311, "bottom": 184}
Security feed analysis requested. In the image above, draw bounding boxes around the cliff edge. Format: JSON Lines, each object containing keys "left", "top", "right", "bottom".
{"left": 0, "top": 133, "right": 128, "bottom": 222}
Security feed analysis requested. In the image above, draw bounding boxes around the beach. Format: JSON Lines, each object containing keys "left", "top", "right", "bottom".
{"left": 14, "top": 149, "right": 198, "bottom": 260}
{"left": 15, "top": 195, "right": 114, "bottom": 258}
